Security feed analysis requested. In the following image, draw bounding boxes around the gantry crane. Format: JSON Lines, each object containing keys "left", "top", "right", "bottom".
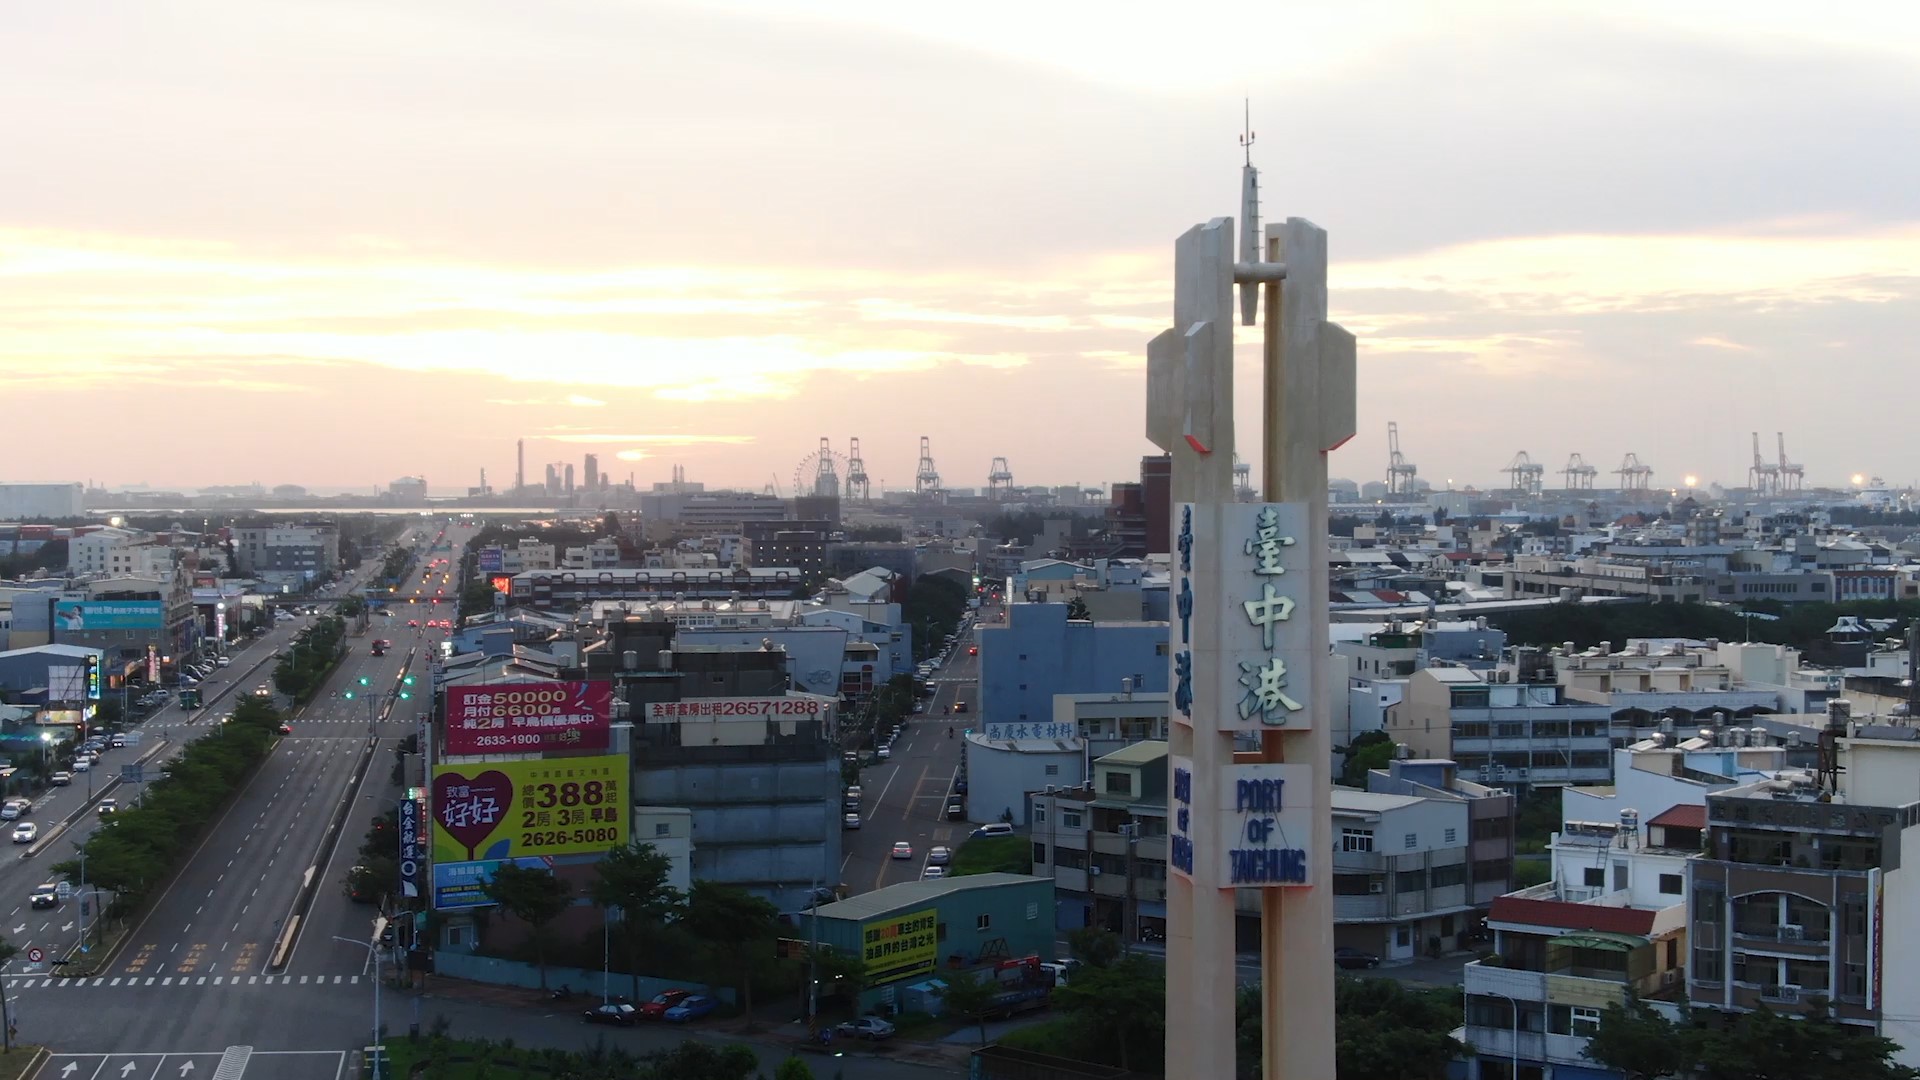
{"left": 1777, "top": 432, "right": 1804, "bottom": 492}
{"left": 1561, "top": 453, "right": 1598, "bottom": 490}
{"left": 1748, "top": 432, "right": 1780, "bottom": 494}
{"left": 1615, "top": 453, "right": 1654, "bottom": 492}
{"left": 1386, "top": 422, "right": 1418, "bottom": 495}
{"left": 1504, "top": 452, "right": 1545, "bottom": 498}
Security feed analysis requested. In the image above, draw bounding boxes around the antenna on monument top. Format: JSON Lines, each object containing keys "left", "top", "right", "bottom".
{"left": 1238, "top": 98, "right": 1261, "bottom": 326}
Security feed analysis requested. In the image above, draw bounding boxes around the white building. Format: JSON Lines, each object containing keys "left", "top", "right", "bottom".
{"left": 0, "top": 483, "right": 83, "bottom": 520}
{"left": 68, "top": 527, "right": 148, "bottom": 577}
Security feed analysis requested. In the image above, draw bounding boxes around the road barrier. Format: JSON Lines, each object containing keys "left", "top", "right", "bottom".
{"left": 267, "top": 732, "right": 379, "bottom": 971}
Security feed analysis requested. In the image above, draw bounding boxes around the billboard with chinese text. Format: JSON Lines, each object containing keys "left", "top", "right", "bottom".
{"left": 860, "top": 908, "right": 939, "bottom": 985}
{"left": 430, "top": 754, "right": 629, "bottom": 862}
{"left": 641, "top": 696, "right": 832, "bottom": 722}
{"left": 399, "top": 796, "right": 422, "bottom": 899}
{"left": 54, "top": 600, "right": 165, "bottom": 632}
{"left": 432, "top": 856, "right": 552, "bottom": 910}
{"left": 444, "top": 682, "right": 612, "bottom": 755}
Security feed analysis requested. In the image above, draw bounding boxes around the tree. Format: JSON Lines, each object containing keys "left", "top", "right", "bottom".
{"left": 1584, "top": 997, "right": 1692, "bottom": 1080}
{"left": 1065, "top": 927, "right": 1122, "bottom": 969}
{"left": 1053, "top": 954, "right": 1166, "bottom": 1072}
{"left": 1340, "top": 730, "right": 1396, "bottom": 787}
{"left": 632, "top": 1041, "right": 758, "bottom": 1080}
{"left": 774, "top": 1055, "right": 815, "bottom": 1080}
{"left": 459, "top": 579, "right": 500, "bottom": 621}
{"left": 1328, "top": 978, "right": 1462, "bottom": 1080}
{"left": 482, "top": 863, "right": 574, "bottom": 990}
{"left": 1065, "top": 596, "right": 1092, "bottom": 621}
{"left": 936, "top": 968, "right": 1001, "bottom": 1046}
{"left": 0, "top": 934, "right": 15, "bottom": 1051}
{"left": 682, "top": 881, "right": 779, "bottom": 1029}
{"left": 589, "top": 840, "right": 685, "bottom": 1001}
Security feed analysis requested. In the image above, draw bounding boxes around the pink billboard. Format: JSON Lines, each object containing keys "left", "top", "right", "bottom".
{"left": 444, "top": 681, "right": 613, "bottom": 755}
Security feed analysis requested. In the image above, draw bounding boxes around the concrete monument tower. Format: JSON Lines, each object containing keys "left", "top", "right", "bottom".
{"left": 1146, "top": 120, "right": 1356, "bottom": 1078}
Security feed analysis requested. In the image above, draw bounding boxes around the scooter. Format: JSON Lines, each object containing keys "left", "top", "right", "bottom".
{"left": 549, "top": 985, "right": 573, "bottom": 1001}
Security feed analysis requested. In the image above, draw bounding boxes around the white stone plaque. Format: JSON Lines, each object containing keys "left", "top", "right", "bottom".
{"left": 1171, "top": 502, "right": 1316, "bottom": 733}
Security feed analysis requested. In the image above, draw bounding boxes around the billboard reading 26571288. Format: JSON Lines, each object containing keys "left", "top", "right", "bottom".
{"left": 443, "top": 682, "right": 612, "bottom": 755}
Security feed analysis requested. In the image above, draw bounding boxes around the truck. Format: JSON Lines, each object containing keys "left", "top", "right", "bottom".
{"left": 977, "top": 956, "right": 1053, "bottom": 1020}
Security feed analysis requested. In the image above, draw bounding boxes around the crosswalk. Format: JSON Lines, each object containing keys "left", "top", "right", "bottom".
{"left": 5, "top": 972, "right": 366, "bottom": 990}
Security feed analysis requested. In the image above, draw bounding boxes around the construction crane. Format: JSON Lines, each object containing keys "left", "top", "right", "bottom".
{"left": 987, "top": 457, "right": 1014, "bottom": 499}
{"left": 914, "top": 436, "right": 942, "bottom": 498}
{"left": 1386, "top": 422, "right": 1418, "bottom": 495}
{"left": 1504, "top": 452, "right": 1545, "bottom": 498}
{"left": 1615, "top": 453, "right": 1654, "bottom": 492}
{"left": 1233, "top": 453, "right": 1254, "bottom": 502}
{"left": 1561, "top": 453, "right": 1598, "bottom": 490}
{"left": 1777, "top": 432, "right": 1804, "bottom": 492}
{"left": 844, "top": 437, "right": 871, "bottom": 502}
{"left": 1748, "top": 432, "right": 1780, "bottom": 495}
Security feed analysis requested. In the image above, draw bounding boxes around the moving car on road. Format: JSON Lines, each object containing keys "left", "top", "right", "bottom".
{"left": 891, "top": 841, "right": 913, "bottom": 860}
{"left": 48, "top": 772, "right": 72, "bottom": 787}
{"left": 1335, "top": 946, "right": 1381, "bottom": 970}
{"left": 836, "top": 1016, "right": 896, "bottom": 1041}
{"left": 97, "top": 799, "right": 118, "bottom": 816}
{"left": 30, "top": 882, "right": 58, "bottom": 909}
{"left": 11, "top": 822, "right": 37, "bottom": 844}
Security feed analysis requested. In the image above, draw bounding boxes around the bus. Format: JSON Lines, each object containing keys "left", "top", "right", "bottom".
{"left": 179, "top": 687, "right": 203, "bottom": 710}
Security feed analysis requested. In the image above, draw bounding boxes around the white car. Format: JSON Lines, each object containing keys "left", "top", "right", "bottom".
{"left": 921, "top": 866, "right": 946, "bottom": 879}
{"left": 72, "top": 759, "right": 91, "bottom": 773}
{"left": 11, "top": 823, "right": 37, "bottom": 844}
{"left": 875, "top": 746, "right": 891, "bottom": 760}
{"left": 843, "top": 813, "right": 862, "bottom": 830}
{"left": 927, "top": 846, "right": 952, "bottom": 866}
{"left": 216, "top": 656, "right": 231, "bottom": 667}
{"left": 891, "top": 841, "right": 913, "bottom": 860}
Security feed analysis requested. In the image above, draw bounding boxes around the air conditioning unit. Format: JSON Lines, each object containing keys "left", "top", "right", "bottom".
{"left": 1781, "top": 924, "right": 1805, "bottom": 941}
{"left": 1661, "top": 970, "right": 1679, "bottom": 988}
{"left": 1515, "top": 768, "right": 1530, "bottom": 778}
{"left": 1368, "top": 880, "right": 1385, "bottom": 895}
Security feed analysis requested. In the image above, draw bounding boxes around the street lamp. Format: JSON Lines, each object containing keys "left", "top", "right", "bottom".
{"left": 334, "top": 918, "right": 389, "bottom": 1080}
{"left": 1483, "top": 989, "right": 1522, "bottom": 1080}
{"left": 38, "top": 731, "right": 53, "bottom": 775}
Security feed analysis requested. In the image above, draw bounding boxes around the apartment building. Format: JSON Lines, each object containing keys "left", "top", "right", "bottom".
{"left": 233, "top": 524, "right": 338, "bottom": 583}
{"left": 1686, "top": 708, "right": 1920, "bottom": 1067}
{"left": 1030, "top": 744, "right": 1510, "bottom": 958}
{"left": 1393, "top": 657, "right": 1616, "bottom": 790}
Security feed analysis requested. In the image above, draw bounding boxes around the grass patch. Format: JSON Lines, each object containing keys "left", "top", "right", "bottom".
{"left": 950, "top": 834, "right": 1031, "bottom": 877}
{"left": 0, "top": 1048, "right": 47, "bottom": 1080}
{"left": 994, "top": 1017, "right": 1079, "bottom": 1054}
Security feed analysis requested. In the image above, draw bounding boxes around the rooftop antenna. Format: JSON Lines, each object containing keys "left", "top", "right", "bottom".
{"left": 1238, "top": 99, "right": 1260, "bottom": 327}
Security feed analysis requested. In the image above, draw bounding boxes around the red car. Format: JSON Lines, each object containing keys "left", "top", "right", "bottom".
{"left": 638, "top": 989, "right": 694, "bottom": 1019}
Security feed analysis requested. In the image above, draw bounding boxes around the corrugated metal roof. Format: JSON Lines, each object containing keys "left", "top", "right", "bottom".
{"left": 811, "top": 873, "right": 1048, "bottom": 921}
{"left": 1099, "top": 741, "right": 1168, "bottom": 766}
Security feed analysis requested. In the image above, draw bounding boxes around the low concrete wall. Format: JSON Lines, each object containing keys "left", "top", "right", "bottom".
{"left": 433, "top": 951, "right": 732, "bottom": 1005}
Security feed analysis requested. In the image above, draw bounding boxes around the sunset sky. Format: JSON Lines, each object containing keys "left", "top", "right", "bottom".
{"left": 5, "top": 1, "right": 1918, "bottom": 494}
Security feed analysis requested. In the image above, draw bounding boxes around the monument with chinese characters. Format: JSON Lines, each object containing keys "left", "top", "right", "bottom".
{"left": 1146, "top": 132, "right": 1356, "bottom": 1078}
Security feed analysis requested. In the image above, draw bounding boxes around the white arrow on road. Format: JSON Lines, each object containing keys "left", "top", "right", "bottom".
{"left": 178, "top": 1063, "right": 195, "bottom": 1076}
{"left": 60, "top": 922, "right": 73, "bottom": 932}
{"left": 10, "top": 925, "right": 22, "bottom": 936}
{"left": 61, "top": 1064, "right": 77, "bottom": 1077}
{"left": 122, "top": 1063, "right": 137, "bottom": 1077}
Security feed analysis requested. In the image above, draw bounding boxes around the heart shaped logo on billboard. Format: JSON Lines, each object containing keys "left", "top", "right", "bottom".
{"left": 433, "top": 769, "right": 513, "bottom": 860}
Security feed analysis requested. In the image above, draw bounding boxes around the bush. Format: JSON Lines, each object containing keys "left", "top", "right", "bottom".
{"left": 949, "top": 834, "right": 1031, "bottom": 876}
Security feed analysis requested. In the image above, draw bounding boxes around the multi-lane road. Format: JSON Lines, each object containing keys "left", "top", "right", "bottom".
{"left": 1, "top": 520, "right": 477, "bottom": 1074}
{"left": 840, "top": 604, "right": 991, "bottom": 894}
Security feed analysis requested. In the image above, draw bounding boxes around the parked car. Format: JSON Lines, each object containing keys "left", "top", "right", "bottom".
{"left": 843, "top": 813, "right": 861, "bottom": 830}
{"left": 215, "top": 656, "right": 231, "bottom": 667}
{"left": 582, "top": 1003, "right": 637, "bottom": 1027}
{"left": 1334, "top": 947, "right": 1381, "bottom": 970}
{"left": 836, "top": 1016, "right": 896, "bottom": 1041}
{"left": 662, "top": 995, "right": 718, "bottom": 1022}
{"left": 637, "top": 989, "right": 694, "bottom": 1019}
{"left": 971, "top": 823, "right": 1013, "bottom": 839}
{"left": 875, "top": 746, "right": 891, "bottom": 760}
{"left": 1, "top": 799, "right": 32, "bottom": 820}
{"left": 921, "top": 866, "right": 946, "bottom": 880}
{"left": 48, "top": 772, "right": 72, "bottom": 787}
{"left": 72, "top": 760, "right": 90, "bottom": 773}
{"left": 927, "top": 846, "right": 952, "bottom": 866}
{"left": 946, "top": 798, "right": 965, "bottom": 821}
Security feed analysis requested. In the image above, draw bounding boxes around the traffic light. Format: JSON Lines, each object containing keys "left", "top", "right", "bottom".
{"left": 402, "top": 674, "right": 415, "bottom": 686}
{"left": 398, "top": 690, "right": 411, "bottom": 700}
{"left": 359, "top": 676, "right": 372, "bottom": 687}
{"left": 343, "top": 690, "right": 354, "bottom": 700}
